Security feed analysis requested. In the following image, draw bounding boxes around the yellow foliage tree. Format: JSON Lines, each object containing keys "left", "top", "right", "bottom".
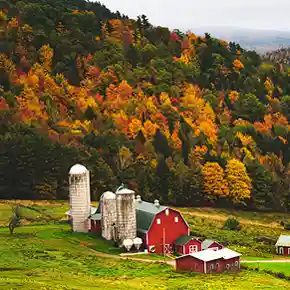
{"left": 118, "top": 146, "right": 133, "bottom": 170}
{"left": 202, "top": 162, "right": 229, "bottom": 199}
{"left": 39, "top": 44, "right": 54, "bottom": 72}
{"left": 228, "top": 90, "right": 239, "bottom": 104}
{"left": 233, "top": 59, "right": 244, "bottom": 70}
{"left": 225, "top": 159, "right": 252, "bottom": 203}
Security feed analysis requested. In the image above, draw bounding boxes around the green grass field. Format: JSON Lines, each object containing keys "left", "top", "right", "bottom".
{"left": 244, "top": 262, "right": 290, "bottom": 276}
{"left": 1, "top": 200, "right": 290, "bottom": 289}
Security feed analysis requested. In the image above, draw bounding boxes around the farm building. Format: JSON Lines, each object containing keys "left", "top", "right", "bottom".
{"left": 201, "top": 239, "right": 224, "bottom": 251}
{"left": 66, "top": 164, "right": 190, "bottom": 254}
{"left": 275, "top": 235, "right": 290, "bottom": 256}
{"left": 175, "top": 248, "right": 242, "bottom": 274}
{"left": 135, "top": 196, "right": 190, "bottom": 254}
{"left": 174, "top": 235, "right": 202, "bottom": 255}
{"left": 68, "top": 195, "right": 190, "bottom": 254}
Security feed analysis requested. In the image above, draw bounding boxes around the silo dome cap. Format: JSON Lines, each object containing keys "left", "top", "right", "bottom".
{"left": 116, "top": 188, "right": 135, "bottom": 195}
{"left": 69, "top": 164, "right": 88, "bottom": 175}
{"left": 102, "top": 191, "right": 116, "bottom": 199}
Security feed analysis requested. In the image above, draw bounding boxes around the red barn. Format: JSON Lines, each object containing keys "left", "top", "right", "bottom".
{"left": 136, "top": 199, "right": 190, "bottom": 254}
{"left": 175, "top": 248, "right": 242, "bottom": 274}
{"left": 201, "top": 239, "right": 224, "bottom": 251}
{"left": 174, "top": 235, "right": 202, "bottom": 255}
{"left": 275, "top": 235, "right": 290, "bottom": 256}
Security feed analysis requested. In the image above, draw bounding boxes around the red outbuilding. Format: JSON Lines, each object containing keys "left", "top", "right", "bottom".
{"left": 136, "top": 199, "right": 190, "bottom": 254}
{"left": 175, "top": 248, "right": 242, "bottom": 274}
{"left": 275, "top": 235, "right": 290, "bottom": 256}
{"left": 90, "top": 213, "right": 101, "bottom": 233}
{"left": 201, "top": 239, "right": 224, "bottom": 251}
{"left": 174, "top": 235, "right": 202, "bottom": 255}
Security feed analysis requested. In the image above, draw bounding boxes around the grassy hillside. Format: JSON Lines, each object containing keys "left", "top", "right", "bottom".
{"left": 178, "top": 207, "right": 290, "bottom": 257}
{"left": 0, "top": 222, "right": 290, "bottom": 289}
{"left": 2, "top": 200, "right": 290, "bottom": 258}
{"left": 1, "top": 201, "right": 290, "bottom": 288}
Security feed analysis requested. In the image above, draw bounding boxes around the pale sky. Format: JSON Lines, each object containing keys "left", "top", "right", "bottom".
{"left": 100, "top": 0, "right": 290, "bottom": 31}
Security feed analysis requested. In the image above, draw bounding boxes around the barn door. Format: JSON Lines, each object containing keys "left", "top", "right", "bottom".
{"left": 164, "top": 244, "right": 172, "bottom": 255}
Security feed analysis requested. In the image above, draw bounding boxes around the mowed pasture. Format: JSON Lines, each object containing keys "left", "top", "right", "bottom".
{"left": 1, "top": 200, "right": 290, "bottom": 289}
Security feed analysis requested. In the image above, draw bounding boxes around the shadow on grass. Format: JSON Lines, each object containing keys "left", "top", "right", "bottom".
{"left": 0, "top": 268, "right": 25, "bottom": 271}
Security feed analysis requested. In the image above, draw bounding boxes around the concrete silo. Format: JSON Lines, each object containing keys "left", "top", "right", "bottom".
{"left": 115, "top": 186, "right": 137, "bottom": 245}
{"left": 100, "top": 191, "right": 117, "bottom": 241}
{"left": 69, "top": 164, "right": 91, "bottom": 233}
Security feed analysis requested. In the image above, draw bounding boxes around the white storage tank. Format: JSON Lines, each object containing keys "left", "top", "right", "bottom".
{"left": 69, "top": 164, "right": 91, "bottom": 232}
{"left": 101, "top": 191, "right": 117, "bottom": 241}
{"left": 116, "top": 186, "right": 137, "bottom": 244}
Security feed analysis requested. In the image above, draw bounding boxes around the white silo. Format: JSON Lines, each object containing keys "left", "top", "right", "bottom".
{"left": 116, "top": 185, "right": 137, "bottom": 245}
{"left": 69, "top": 164, "right": 91, "bottom": 233}
{"left": 100, "top": 191, "right": 117, "bottom": 241}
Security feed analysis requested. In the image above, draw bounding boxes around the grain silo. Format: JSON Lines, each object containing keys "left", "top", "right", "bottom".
{"left": 116, "top": 185, "right": 137, "bottom": 245}
{"left": 69, "top": 164, "right": 91, "bottom": 233}
{"left": 100, "top": 191, "right": 117, "bottom": 241}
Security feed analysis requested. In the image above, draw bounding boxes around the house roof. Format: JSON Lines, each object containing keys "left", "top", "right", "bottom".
{"left": 201, "top": 239, "right": 221, "bottom": 250}
{"left": 176, "top": 248, "right": 242, "bottom": 262}
{"left": 135, "top": 200, "right": 167, "bottom": 232}
{"left": 275, "top": 235, "right": 290, "bottom": 247}
{"left": 174, "top": 235, "right": 200, "bottom": 246}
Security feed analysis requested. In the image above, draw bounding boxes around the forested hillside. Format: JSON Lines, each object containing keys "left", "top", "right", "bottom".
{"left": 0, "top": 0, "right": 290, "bottom": 211}
{"left": 264, "top": 48, "right": 290, "bottom": 65}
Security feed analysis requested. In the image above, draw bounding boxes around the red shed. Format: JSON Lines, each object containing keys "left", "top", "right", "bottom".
{"left": 201, "top": 239, "right": 223, "bottom": 251}
{"left": 90, "top": 213, "right": 101, "bottom": 233}
{"left": 136, "top": 199, "right": 190, "bottom": 255}
{"left": 275, "top": 235, "right": 290, "bottom": 256}
{"left": 174, "top": 235, "right": 202, "bottom": 255}
{"left": 175, "top": 248, "right": 242, "bottom": 274}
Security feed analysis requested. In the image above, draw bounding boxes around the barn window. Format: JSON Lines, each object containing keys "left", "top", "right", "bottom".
{"left": 211, "top": 247, "right": 218, "bottom": 251}
{"left": 165, "top": 209, "right": 169, "bottom": 216}
{"left": 157, "top": 218, "right": 161, "bottom": 225}
{"left": 216, "top": 263, "right": 219, "bottom": 269}
{"left": 235, "top": 261, "right": 239, "bottom": 267}
{"left": 189, "top": 245, "right": 198, "bottom": 253}
{"left": 226, "top": 264, "right": 230, "bottom": 270}
{"left": 279, "top": 247, "right": 284, "bottom": 254}
{"left": 174, "top": 217, "right": 179, "bottom": 223}
{"left": 210, "top": 264, "right": 214, "bottom": 271}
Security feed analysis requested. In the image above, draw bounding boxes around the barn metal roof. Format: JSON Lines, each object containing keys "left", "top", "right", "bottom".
{"left": 135, "top": 200, "right": 167, "bottom": 232}
{"left": 176, "top": 248, "right": 242, "bottom": 262}
{"left": 201, "top": 239, "right": 221, "bottom": 250}
{"left": 275, "top": 235, "right": 290, "bottom": 247}
{"left": 174, "top": 235, "right": 200, "bottom": 246}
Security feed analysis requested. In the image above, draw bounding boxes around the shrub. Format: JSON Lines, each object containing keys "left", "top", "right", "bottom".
{"left": 223, "top": 217, "right": 241, "bottom": 231}
{"left": 255, "top": 236, "right": 276, "bottom": 244}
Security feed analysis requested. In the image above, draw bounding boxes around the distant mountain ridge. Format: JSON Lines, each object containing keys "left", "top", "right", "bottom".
{"left": 185, "top": 26, "right": 290, "bottom": 53}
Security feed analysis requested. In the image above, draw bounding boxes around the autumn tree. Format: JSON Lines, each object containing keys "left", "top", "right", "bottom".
{"left": 202, "top": 162, "right": 229, "bottom": 199}
{"left": 225, "top": 159, "right": 252, "bottom": 203}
